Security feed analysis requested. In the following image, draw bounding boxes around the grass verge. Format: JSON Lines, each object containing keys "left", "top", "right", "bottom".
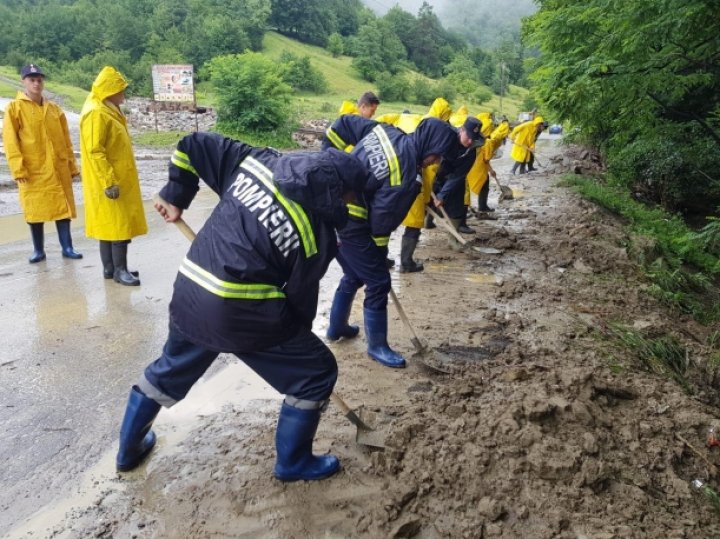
{"left": 560, "top": 174, "right": 720, "bottom": 323}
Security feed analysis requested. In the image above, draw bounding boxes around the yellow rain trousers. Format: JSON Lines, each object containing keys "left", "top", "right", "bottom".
{"left": 80, "top": 66, "right": 147, "bottom": 241}
{"left": 3, "top": 92, "right": 79, "bottom": 222}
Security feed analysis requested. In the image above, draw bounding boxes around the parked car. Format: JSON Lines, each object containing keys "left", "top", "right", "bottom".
{"left": 548, "top": 124, "right": 563, "bottom": 135}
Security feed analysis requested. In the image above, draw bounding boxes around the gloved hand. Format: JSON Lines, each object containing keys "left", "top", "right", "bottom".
{"left": 105, "top": 185, "right": 120, "bottom": 199}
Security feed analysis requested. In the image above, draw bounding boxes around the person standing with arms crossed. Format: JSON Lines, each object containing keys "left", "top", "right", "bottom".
{"left": 80, "top": 66, "right": 147, "bottom": 286}
{"left": 2, "top": 64, "right": 83, "bottom": 263}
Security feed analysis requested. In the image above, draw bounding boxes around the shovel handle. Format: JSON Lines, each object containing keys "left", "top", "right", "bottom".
{"left": 426, "top": 205, "right": 468, "bottom": 246}
{"left": 329, "top": 392, "right": 352, "bottom": 415}
{"left": 389, "top": 288, "right": 427, "bottom": 353}
{"left": 153, "top": 193, "right": 198, "bottom": 242}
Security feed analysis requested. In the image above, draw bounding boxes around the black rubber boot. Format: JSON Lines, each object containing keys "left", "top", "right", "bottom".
{"left": 519, "top": 163, "right": 527, "bottom": 174}
{"left": 511, "top": 161, "right": 520, "bottom": 175}
{"left": 102, "top": 241, "right": 139, "bottom": 279}
{"left": 56, "top": 219, "right": 82, "bottom": 259}
{"left": 424, "top": 212, "right": 436, "bottom": 229}
{"left": 458, "top": 207, "right": 475, "bottom": 234}
{"left": 399, "top": 236, "right": 424, "bottom": 273}
{"left": 112, "top": 241, "right": 141, "bottom": 286}
{"left": 385, "top": 257, "right": 395, "bottom": 269}
{"left": 28, "top": 223, "right": 46, "bottom": 263}
{"left": 477, "top": 180, "right": 494, "bottom": 212}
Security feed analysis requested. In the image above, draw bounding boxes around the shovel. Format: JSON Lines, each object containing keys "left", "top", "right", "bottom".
{"left": 427, "top": 194, "right": 503, "bottom": 255}
{"left": 389, "top": 288, "right": 453, "bottom": 374}
{"left": 154, "top": 195, "right": 378, "bottom": 436}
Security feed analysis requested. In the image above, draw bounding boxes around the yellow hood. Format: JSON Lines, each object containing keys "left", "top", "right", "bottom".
{"left": 339, "top": 100, "right": 359, "bottom": 116}
{"left": 91, "top": 66, "right": 129, "bottom": 101}
{"left": 425, "top": 97, "right": 451, "bottom": 121}
{"left": 532, "top": 115, "right": 545, "bottom": 126}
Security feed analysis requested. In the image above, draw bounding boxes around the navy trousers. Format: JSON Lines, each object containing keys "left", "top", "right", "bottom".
{"left": 335, "top": 233, "right": 391, "bottom": 311}
{"left": 139, "top": 325, "right": 338, "bottom": 408}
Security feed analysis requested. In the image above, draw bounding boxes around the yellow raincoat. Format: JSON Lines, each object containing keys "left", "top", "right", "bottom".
{"left": 510, "top": 115, "right": 544, "bottom": 164}
{"left": 338, "top": 100, "right": 359, "bottom": 116}
{"left": 476, "top": 112, "right": 494, "bottom": 138}
{"left": 467, "top": 121, "right": 510, "bottom": 194}
{"left": 2, "top": 92, "right": 79, "bottom": 222}
{"left": 80, "top": 67, "right": 147, "bottom": 241}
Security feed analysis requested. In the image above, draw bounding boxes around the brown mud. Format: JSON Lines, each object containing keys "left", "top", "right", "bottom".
{"left": 8, "top": 139, "right": 720, "bottom": 538}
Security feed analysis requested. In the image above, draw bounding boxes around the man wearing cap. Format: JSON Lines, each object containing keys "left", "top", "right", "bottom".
{"left": 433, "top": 117, "right": 486, "bottom": 246}
{"left": 2, "top": 64, "right": 83, "bottom": 263}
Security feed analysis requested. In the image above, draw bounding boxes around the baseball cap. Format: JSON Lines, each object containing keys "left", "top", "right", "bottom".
{"left": 462, "top": 117, "right": 485, "bottom": 148}
{"left": 21, "top": 64, "right": 45, "bottom": 79}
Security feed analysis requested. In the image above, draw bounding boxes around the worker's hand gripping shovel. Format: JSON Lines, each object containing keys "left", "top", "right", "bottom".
{"left": 428, "top": 193, "right": 503, "bottom": 255}
{"left": 153, "top": 194, "right": 382, "bottom": 444}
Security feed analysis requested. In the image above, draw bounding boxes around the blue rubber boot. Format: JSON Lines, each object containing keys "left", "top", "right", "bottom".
{"left": 274, "top": 401, "right": 340, "bottom": 482}
{"left": 326, "top": 290, "right": 359, "bottom": 341}
{"left": 364, "top": 308, "right": 406, "bottom": 368}
{"left": 28, "top": 223, "right": 46, "bottom": 263}
{"left": 116, "top": 386, "right": 161, "bottom": 472}
{"left": 56, "top": 219, "right": 82, "bottom": 259}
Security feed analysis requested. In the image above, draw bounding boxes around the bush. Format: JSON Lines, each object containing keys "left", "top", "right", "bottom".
{"left": 327, "top": 33, "right": 343, "bottom": 57}
{"left": 412, "top": 77, "right": 436, "bottom": 106}
{"left": 207, "top": 52, "right": 292, "bottom": 132}
{"left": 376, "top": 71, "right": 410, "bottom": 102}
{"left": 279, "top": 51, "right": 327, "bottom": 93}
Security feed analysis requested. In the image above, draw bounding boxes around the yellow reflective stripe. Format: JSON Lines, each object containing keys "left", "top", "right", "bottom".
{"left": 171, "top": 150, "right": 199, "bottom": 176}
{"left": 240, "top": 156, "right": 317, "bottom": 258}
{"left": 372, "top": 236, "right": 390, "bottom": 247}
{"left": 373, "top": 126, "right": 401, "bottom": 187}
{"left": 325, "top": 127, "right": 348, "bottom": 151}
{"left": 347, "top": 203, "right": 368, "bottom": 219}
{"left": 179, "top": 258, "right": 285, "bottom": 299}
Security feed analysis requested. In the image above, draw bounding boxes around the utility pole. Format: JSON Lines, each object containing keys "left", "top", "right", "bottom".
{"left": 498, "top": 62, "right": 506, "bottom": 115}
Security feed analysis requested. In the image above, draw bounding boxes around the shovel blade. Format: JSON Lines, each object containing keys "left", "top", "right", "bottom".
{"left": 355, "top": 407, "right": 392, "bottom": 448}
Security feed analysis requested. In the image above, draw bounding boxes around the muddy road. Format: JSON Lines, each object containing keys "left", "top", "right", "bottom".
{"left": 1, "top": 136, "right": 720, "bottom": 538}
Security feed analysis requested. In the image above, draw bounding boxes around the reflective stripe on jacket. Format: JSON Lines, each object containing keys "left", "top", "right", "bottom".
{"left": 160, "top": 133, "right": 337, "bottom": 353}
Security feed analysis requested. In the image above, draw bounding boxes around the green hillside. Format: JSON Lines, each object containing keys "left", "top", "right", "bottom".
{"left": 261, "top": 31, "right": 526, "bottom": 122}
{"left": 1, "top": 32, "right": 527, "bottom": 127}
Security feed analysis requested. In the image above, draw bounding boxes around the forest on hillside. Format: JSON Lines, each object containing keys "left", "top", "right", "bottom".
{"left": 0, "top": 0, "right": 527, "bottom": 103}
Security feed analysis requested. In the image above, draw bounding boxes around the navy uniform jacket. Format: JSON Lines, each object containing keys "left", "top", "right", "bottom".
{"left": 339, "top": 118, "right": 460, "bottom": 248}
{"left": 435, "top": 142, "right": 478, "bottom": 219}
{"left": 159, "top": 132, "right": 359, "bottom": 353}
{"left": 321, "top": 114, "right": 377, "bottom": 152}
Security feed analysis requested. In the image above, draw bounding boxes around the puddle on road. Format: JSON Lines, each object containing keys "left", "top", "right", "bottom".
{"left": 8, "top": 360, "right": 280, "bottom": 539}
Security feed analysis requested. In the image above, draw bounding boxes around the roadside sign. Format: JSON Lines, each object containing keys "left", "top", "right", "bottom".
{"left": 151, "top": 64, "right": 194, "bottom": 103}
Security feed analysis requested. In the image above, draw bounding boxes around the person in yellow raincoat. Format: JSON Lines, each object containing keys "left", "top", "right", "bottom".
{"left": 510, "top": 115, "right": 546, "bottom": 175}
{"left": 376, "top": 97, "right": 452, "bottom": 272}
{"left": 2, "top": 64, "right": 83, "bottom": 263}
{"left": 337, "top": 91, "right": 380, "bottom": 120}
{"left": 80, "top": 66, "right": 147, "bottom": 286}
{"left": 467, "top": 118, "right": 510, "bottom": 212}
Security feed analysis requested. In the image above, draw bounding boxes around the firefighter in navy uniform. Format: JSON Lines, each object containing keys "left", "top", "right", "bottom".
{"left": 325, "top": 118, "right": 466, "bottom": 368}
{"left": 322, "top": 113, "right": 377, "bottom": 153}
{"left": 115, "top": 132, "right": 367, "bottom": 482}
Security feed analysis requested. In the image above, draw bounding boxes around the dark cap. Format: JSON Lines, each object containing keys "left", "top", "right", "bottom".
{"left": 21, "top": 64, "right": 45, "bottom": 79}
{"left": 462, "top": 117, "right": 485, "bottom": 148}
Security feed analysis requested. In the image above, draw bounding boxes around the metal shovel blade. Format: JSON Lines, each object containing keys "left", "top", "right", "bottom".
{"left": 355, "top": 406, "right": 394, "bottom": 448}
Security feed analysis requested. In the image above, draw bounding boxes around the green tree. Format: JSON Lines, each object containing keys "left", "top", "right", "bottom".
{"left": 279, "top": 51, "right": 327, "bottom": 93}
{"left": 208, "top": 52, "right": 292, "bottom": 132}
{"left": 352, "top": 19, "right": 406, "bottom": 81}
{"left": 526, "top": 0, "right": 720, "bottom": 212}
{"left": 376, "top": 71, "right": 410, "bottom": 102}
{"left": 327, "top": 33, "right": 344, "bottom": 57}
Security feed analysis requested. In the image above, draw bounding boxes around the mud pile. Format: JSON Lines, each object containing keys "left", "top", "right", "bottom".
{"left": 24, "top": 138, "right": 720, "bottom": 539}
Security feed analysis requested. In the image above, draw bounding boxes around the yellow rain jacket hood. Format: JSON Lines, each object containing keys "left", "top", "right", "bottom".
{"left": 449, "top": 106, "right": 468, "bottom": 128}
{"left": 80, "top": 66, "right": 147, "bottom": 241}
{"left": 476, "top": 112, "right": 494, "bottom": 138}
{"left": 338, "top": 100, "right": 359, "bottom": 116}
{"left": 425, "top": 98, "right": 452, "bottom": 122}
{"left": 2, "top": 92, "right": 80, "bottom": 222}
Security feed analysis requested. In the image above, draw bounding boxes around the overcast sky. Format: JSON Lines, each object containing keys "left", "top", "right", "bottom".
{"left": 362, "top": 0, "right": 449, "bottom": 15}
